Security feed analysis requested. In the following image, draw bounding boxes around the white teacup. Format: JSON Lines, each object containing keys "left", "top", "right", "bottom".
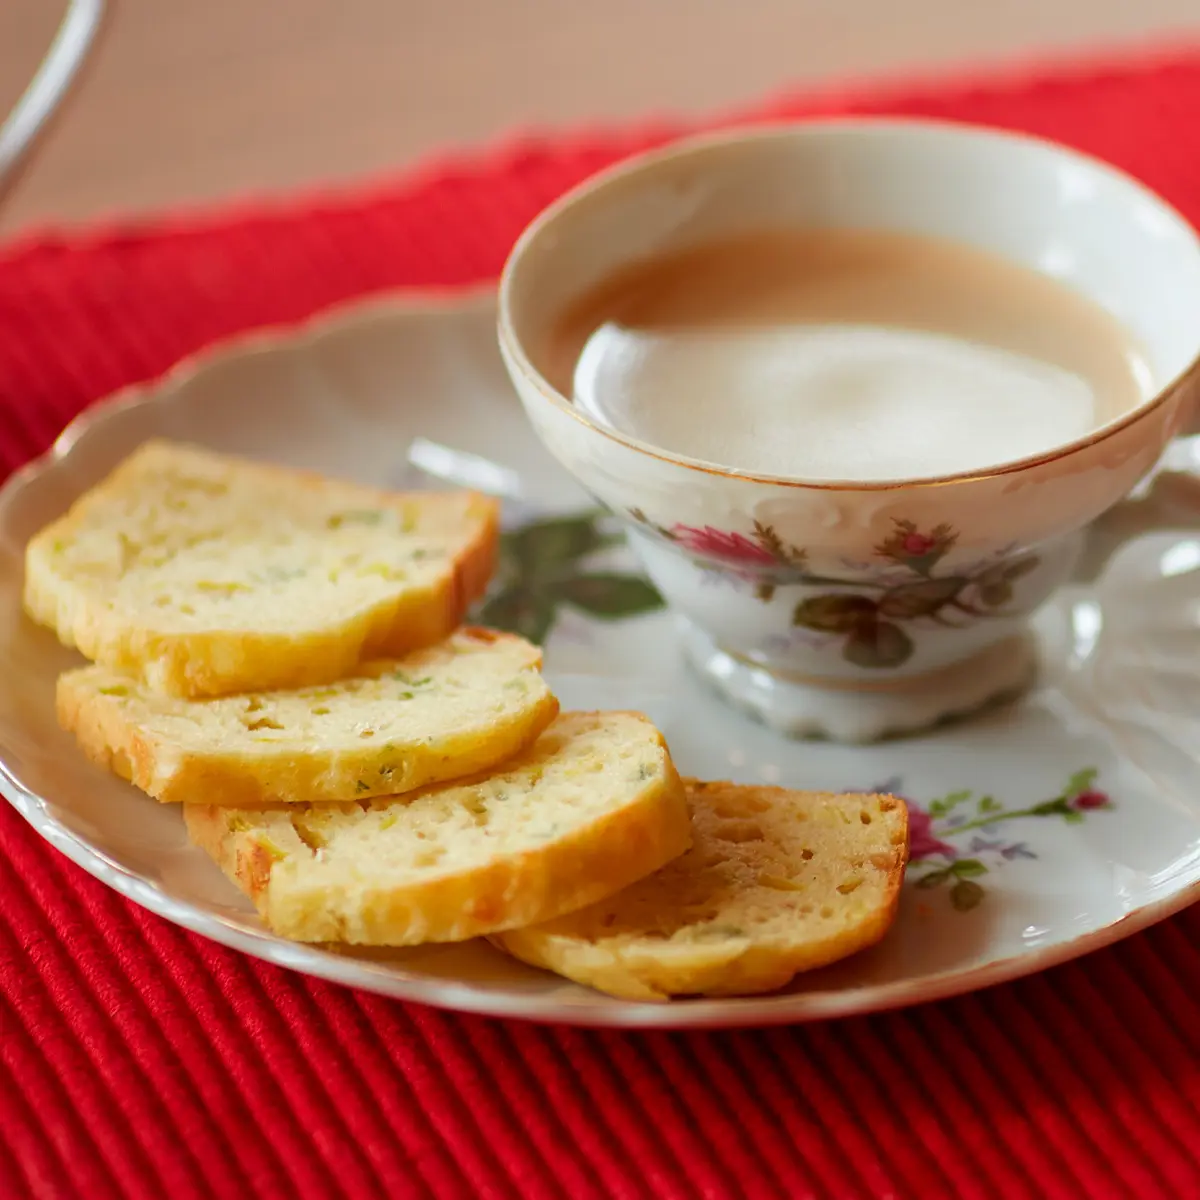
{"left": 498, "top": 120, "right": 1200, "bottom": 741}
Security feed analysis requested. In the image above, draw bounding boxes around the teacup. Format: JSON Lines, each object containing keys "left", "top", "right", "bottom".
{"left": 498, "top": 119, "right": 1200, "bottom": 741}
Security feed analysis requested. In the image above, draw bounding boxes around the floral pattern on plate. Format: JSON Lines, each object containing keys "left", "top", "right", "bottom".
{"left": 881, "top": 768, "right": 1112, "bottom": 911}
{"left": 475, "top": 510, "right": 663, "bottom": 644}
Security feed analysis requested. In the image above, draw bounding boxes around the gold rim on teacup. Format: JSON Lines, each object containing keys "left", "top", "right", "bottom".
{"left": 498, "top": 117, "right": 1200, "bottom": 492}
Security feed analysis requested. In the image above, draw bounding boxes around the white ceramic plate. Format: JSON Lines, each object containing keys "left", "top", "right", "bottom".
{"left": 3, "top": 292, "right": 1200, "bottom": 1029}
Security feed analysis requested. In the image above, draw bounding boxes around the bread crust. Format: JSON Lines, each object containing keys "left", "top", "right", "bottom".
{"left": 493, "top": 781, "right": 909, "bottom": 1000}
{"left": 184, "top": 712, "right": 692, "bottom": 945}
{"left": 56, "top": 628, "right": 559, "bottom": 804}
{"left": 24, "top": 440, "right": 500, "bottom": 698}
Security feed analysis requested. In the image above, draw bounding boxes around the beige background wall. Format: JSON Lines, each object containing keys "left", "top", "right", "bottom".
{"left": 1, "top": 0, "right": 1197, "bottom": 236}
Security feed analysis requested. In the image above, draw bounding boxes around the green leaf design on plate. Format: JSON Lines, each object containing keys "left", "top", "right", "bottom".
{"left": 503, "top": 513, "right": 619, "bottom": 576}
{"left": 928, "top": 789, "right": 972, "bottom": 818}
{"left": 915, "top": 867, "right": 953, "bottom": 889}
{"left": 842, "top": 620, "right": 913, "bottom": 669}
{"left": 1065, "top": 767, "right": 1098, "bottom": 797}
{"left": 1031, "top": 797, "right": 1071, "bottom": 817}
{"left": 950, "top": 858, "right": 987, "bottom": 879}
{"left": 473, "top": 509, "right": 665, "bottom": 644}
{"left": 878, "top": 576, "right": 966, "bottom": 619}
{"left": 552, "top": 573, "right": 664, "bottom": 619}
{"left": 793, "top": 593, "right": 877, "bottom": 633}
{"left": 950, "top": 879, "right": 985, "bottom": 911}
{"left": 906, "top": 765, "right": 1111, "bottom": 913}
{"left": 476, "top": 587, "right": 557, "bottom": 645}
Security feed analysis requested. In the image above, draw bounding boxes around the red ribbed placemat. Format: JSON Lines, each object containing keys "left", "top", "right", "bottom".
{"left": 5, "top": 48, "right": 1200, "bottom": 1200}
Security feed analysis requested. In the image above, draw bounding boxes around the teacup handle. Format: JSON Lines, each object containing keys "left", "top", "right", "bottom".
{"left": 1073, "top": 460, "right": 1200, "bottom": 583}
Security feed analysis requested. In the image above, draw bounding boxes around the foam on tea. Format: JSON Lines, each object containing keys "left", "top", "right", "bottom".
{"left": 542, "top": 230, "right": 1152, "bottom": 481}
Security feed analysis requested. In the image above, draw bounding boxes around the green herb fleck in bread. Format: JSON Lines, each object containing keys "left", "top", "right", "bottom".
{"left": 57, "top": 627, "right": 558, "bottom": 804}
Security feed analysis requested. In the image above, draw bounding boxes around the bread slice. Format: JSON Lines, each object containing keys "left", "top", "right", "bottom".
{"left": 492, "top": 781, "right": 908, "bottom": 1000}
{"left": 24, "top": 440, "right": 499, "bottom": 697}
{"left": 184, "top": 711, "right": 691, "bottom": 945}
{"left": 57, "top": 627, "right": 558, "bottom": 805}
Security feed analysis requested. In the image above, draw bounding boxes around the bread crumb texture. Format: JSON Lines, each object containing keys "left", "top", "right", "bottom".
{"left": 184, "top": 711, "right": 692, "bottom": 945}
{"left": 57, "top": 627, "right": 558, "bottom": 804}
{"left": 493, "top": 780, "right": 908, "bottom": 1000}
{"left": 25, "top": 440, "right": 499, "bottom": 696}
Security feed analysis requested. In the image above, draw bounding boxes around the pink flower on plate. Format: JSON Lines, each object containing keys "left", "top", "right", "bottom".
{"left": 1072, "top": 789, "right": 1110, "bottom": 810}
{"left": 906, "top": 803, "right": 955, "bottom": 860}
{"left": 672, "top": 525, "right": 776, "bottom": 566}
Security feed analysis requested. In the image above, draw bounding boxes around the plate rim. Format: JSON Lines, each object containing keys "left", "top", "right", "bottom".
{"left": 3, "top": 286, "right": 1198, "bottom": 1029}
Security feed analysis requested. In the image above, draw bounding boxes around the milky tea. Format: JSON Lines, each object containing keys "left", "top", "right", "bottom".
{"left": 540, "top": 230, "right": 1152, "bottom": 481}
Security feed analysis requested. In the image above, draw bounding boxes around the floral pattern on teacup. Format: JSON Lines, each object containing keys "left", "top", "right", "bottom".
{"left": 672, "top": 522, "right": 807, "bottom": 570}
{"left": 872, "top": 769, "right": 1112, "bottom": 911}
{"left": 630, "top": 508, "right": 807, "bottom": 576}
{"left": 630, "top": 509, "right": 1041, "bottom": 668}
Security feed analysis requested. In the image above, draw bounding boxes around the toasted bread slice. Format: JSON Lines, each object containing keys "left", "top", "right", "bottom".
{"left": 493, "top": 781, "right": 908, "bottom": 1000}
{"left": 24, "top": 440, "right": 499, "bottom": 697}
{"left": 184, "top": 711, "right": 691, "bottom": 945}
{"left": 57, "top": 627, "right": 557, "bottom": 805}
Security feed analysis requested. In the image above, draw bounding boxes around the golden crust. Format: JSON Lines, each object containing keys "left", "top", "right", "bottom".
{"left": 492, "top": 781, "right": 908, "bottom": 1000}
{"left": 23, "top": 439, "right": 500, "bottom": 698}
{"left": 183, "top": 712, "right": 692, "bottom": 945}
{"left": 55, "top": 628, "right": 559, "bottom": 804}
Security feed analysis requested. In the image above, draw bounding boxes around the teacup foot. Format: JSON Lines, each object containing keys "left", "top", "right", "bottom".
{"left": 679, "top": 623, "right": 1038, "bottom": 743}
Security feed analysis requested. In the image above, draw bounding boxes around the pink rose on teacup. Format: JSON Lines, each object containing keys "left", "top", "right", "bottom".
{"left": 671, "top": 524, "right": 777, "bottom": 566}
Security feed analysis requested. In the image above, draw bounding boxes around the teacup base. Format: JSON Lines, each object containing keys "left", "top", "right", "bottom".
{"left": 679, "top": 623, "right": 1039, "bottom": 743}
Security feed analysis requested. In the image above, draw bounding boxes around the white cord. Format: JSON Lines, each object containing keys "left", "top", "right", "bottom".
{"left": 0, "top": 0, "right": 107, "bottom": 204}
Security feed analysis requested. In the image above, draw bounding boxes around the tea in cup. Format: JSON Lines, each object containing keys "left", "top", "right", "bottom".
{"left": 499, "top": 120, "right": 1200, "bottom": 740}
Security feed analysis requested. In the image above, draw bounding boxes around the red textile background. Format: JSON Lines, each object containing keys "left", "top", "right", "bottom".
{"left": 4, "top": 48, "right": 1200, "bottom": 1200}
